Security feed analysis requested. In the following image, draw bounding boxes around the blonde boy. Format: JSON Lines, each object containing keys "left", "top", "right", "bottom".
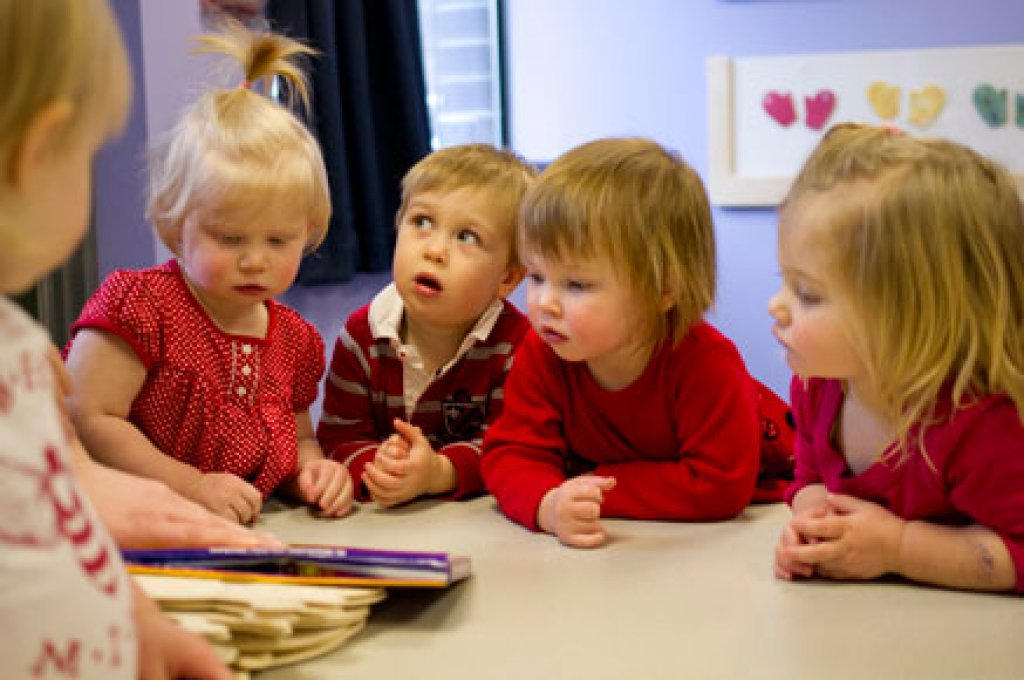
{"left": 318, "top": 144, "right": 535, "bottom": 506}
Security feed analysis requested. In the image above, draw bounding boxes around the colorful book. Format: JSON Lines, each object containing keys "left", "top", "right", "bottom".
{"left": 123, "top": 545, "right": 471, "bottom": 588}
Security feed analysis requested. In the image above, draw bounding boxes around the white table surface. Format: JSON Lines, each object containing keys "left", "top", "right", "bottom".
{"left": 255, "top": 497, "right": 1023, "bottom": 680}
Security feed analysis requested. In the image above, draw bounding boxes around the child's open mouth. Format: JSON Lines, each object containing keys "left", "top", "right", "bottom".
{"left": 539, "top": 325, "right": 568, "bottom": 344}
{"left": 414, "top": 273, "right": 443, "bottom": 297}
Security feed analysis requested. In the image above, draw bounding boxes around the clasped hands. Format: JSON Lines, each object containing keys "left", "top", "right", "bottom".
{"left": 775, "top": 492, "right": 906, "bottom": 581}
{"left": 362, "top": 418, "right": 456, "bottom": 507}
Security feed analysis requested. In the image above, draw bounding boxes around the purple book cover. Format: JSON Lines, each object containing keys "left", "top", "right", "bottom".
{"left": 122, "top": 545, "right": 471, "bottom": 587}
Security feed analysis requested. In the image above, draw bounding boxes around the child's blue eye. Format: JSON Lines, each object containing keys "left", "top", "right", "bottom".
{"left": 527, "top": 272, "right": 544, "bottom": 284}
{"left": 457, "top": 229, "right": 480, "bottom": 246}
{"left": 414, "top": 216, "right": 432, "bottom": 230}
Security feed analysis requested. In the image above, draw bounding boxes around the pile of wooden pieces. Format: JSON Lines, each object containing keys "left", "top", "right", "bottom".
{"left": 135, "top": 574, "right": 386, "bottom": 679}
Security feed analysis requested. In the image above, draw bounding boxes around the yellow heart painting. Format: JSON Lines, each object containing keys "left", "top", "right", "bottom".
{"left": 908, "top": 85, "right": 946, "bottom": 128}
{"left": 866, "top": 82, "right": 945, "bottom": 128}
{"left": 867, "top": 81, "right": 900, "bottom": 120}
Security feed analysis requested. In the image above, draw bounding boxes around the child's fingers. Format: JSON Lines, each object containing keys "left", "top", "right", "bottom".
{"left": 228, "top": 496, "right": 255, "bottom": 525}
{"left": 227, "top": 482, "right": 261, "bottom": 524}
{"left": 773, "top": 556, "right": 796, "bottom": 580}
{"left": 570, "top": 499, "right": 602, "bottom": 521}
{"left": 375, "top": 451, "right": 409, "bottom": 476}
{"left": 322, "top": 480, "right": 354, "bottom": 517}
{"left": 315, "top": 469, "right": 350, "bottom": 516}
{"left": 392, "top": 418, "right": 425, "bottom": 443}
{"left": 363, "top": 463, "right": 403, "bottom": 492}
{"left": 782, "top": 540, "right": 836, "bottom": 567}
{"left": 561, "top": 524, "right": 608, "bottom": 549}
{"left": 776, "top": 547, "right": 815, "bottom": 579}
{"left": 298, "top": 464, "right": 327, "bottom": 501}
{"left": 792, "top": 515, "right": 845, "bottom": 541}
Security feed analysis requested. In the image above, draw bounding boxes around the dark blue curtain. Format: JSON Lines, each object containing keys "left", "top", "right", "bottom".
{"left": 269, "top": 0, "right": 431, "bottom": 284}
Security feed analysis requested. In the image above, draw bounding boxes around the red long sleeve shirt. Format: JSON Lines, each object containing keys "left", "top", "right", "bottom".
{"left": 786, "top": 377, "right": 1024, "bottom": 592}
{"left": 481, "top": 324, "right": 761, "bottom": 530}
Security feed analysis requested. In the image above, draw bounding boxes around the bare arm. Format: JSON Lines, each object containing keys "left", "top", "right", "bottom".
{"left": 65, "top": 329, "right": 204, "bottom": 494}
{"left": 66, "top": 329, "right": 262, "bottom": 523}
{"left": 895, "top": 520, "right": 1015, "bottom": 591}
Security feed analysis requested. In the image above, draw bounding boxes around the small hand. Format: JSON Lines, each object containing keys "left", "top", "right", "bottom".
{"left": 783, "top": 493, "right": 906, "bottom": 580}
{"left": 364, "top": 420, "right": 454, "bottom": 507}
{"left": 539, "top": 475, "right": 617, "bottom": 549}
{"left": 363, "top": 434, "right": 412, "bottom": 507}
{"left": 189, "top": 472, "right": 263, "bottom": 525}
{"left": 296, "top": 457, "right": 354, "bottom": 517}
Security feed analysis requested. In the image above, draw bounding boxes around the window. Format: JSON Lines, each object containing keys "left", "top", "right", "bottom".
{"left": 417, "top": 0, "right": 505, "bottom": 149}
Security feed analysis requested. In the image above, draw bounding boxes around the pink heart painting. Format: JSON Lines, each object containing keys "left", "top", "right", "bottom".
{"left": 763, "top": 91, "right": 796, "bottom": 127}
{"left": 805, "top": 90, "right": 836, "bottom": 130}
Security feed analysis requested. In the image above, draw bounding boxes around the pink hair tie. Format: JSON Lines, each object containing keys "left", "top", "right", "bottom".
{"left": 240, "top": 79, "right": 253, "bottom": 90}
{"left": 881, "top": 122, "right": 902, "bottom": 135}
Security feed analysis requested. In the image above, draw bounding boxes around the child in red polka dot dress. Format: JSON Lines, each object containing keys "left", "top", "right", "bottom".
{"left": 64, "top": 22, "right": 353, "bottom": 525}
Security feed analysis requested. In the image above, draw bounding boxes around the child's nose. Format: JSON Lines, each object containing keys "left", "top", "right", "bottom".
{"left": 239, "top": 248, "right": 268, "bottom": 271}
{"left": 423, "top": 234, "right": 447, "bottom": 263}
{"left": 767, "top": 290, "right": 788, "bottom": 324}
{"left": 534, "top": 285, "right": 561, "bottom": 316}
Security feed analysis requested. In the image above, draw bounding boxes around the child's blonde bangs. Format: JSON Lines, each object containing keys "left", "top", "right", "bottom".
{"left": 194, "top": 144, "right": 330, "bottom": 250}
{"left": 149, "top": 96, "right": 330, "bottom": 252}
{"left": 521, "top": 138, "right": 716, "bottom": 345}
{"left": 398, "top": 144, "right": 536, "bottom": 265}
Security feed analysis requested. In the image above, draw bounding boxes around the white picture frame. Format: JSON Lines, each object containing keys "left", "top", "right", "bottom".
{"left": 707, "top": 45, "right": 1024, "bottom": 207}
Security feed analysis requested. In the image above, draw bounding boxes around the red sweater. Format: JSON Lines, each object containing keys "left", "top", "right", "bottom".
{"left": 786, "top": 377, "right": 1024, "bottom": 593}
{"left": 318, "top": 299, "right": 530, "bottom": 500}
{"left": 481, "top": 324, "right": 761, "bottom": 530}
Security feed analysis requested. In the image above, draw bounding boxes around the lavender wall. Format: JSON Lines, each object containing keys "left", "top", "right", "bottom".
{"left": 94, "top": 0, "right": 153, "bottom": 278}
{"left": 504, "top": 0, "right": 1024, "bottom": 397}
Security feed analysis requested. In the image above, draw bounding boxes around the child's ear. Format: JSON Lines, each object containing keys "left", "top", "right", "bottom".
{"left": 496, "top": 263, "right": 526, "bottom": 299}
{"left": 7, "top": 100, "right": 75, "bottom": 189}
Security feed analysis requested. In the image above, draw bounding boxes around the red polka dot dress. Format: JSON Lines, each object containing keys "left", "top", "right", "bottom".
{"left": 69, "top": 260, "right": 325, "bottom": 497}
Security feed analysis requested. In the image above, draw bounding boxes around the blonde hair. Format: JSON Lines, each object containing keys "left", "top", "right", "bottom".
{"left": 398, "top": 143, "right": 536, "bottom": 266}
{"left": 782, "top": 123, "right": 1024, "bottom": 451}
{"left": 0, "top": 0, "right": 130, "bottom": 172}
{"left": 520, "top": 137, "right": 716, "bottom": 345}
{"left": 147, "top": 20, "right": 330, "bottom": 253}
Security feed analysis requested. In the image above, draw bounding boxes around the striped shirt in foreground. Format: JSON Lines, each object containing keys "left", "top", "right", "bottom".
{"left": 317, "top": 284, "right": 530, "bottom": 500}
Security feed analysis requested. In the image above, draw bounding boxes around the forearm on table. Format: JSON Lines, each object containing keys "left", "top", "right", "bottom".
{"left": 895, "top": 521, "right": 1016, "bottom": 592}
{"left": 75, "top": 414, "right": 202, "bottom": 496}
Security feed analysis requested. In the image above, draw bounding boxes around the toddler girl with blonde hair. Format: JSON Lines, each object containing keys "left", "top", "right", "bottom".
{"left": 772, "top": 123, "right": 1024, "bottom": 592}
{"left": 66, "top": 22, "right": 353, "bottom": 525}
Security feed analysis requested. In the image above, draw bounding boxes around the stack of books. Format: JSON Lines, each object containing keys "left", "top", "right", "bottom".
{"left": 125, "top": 545, "right": 471, "bottom": 678}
